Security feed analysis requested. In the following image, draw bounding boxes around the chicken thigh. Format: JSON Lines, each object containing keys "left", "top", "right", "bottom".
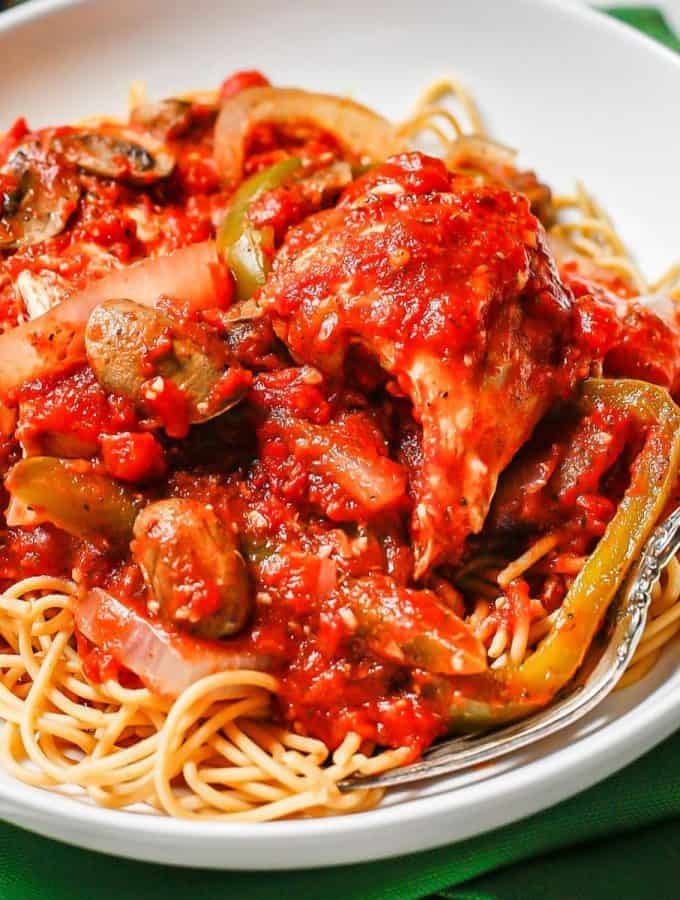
{"left": 259, "top": 153, "right": 585, "bottom": 575}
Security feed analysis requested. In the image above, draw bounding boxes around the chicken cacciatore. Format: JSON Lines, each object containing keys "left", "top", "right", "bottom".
{"left": 0, "top": 71, "right": 679, "bottom": 757}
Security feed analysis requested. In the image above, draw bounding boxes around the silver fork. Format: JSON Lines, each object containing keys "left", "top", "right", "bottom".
{"left": 341, "top": 506, "right": 680, "bottom": 791}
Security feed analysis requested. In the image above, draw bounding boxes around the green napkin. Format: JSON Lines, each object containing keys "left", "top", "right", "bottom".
{"left": 0, "top": 6, "right": 679, "bottom": 900}
{"left": 607, "top": 5, "right": 680, "bottom": 50}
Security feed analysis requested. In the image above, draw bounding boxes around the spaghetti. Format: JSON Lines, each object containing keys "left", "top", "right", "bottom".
{"left": 0, "top": 578, "right": 404, "bottom": 819}
{"left": 0, "top": 71, "right": 678, "bottom": 822}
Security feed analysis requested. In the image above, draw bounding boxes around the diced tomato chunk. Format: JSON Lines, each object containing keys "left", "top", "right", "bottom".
{"left": 219, "top": 70, "right": 270, "bottom": 101}
{"left": 101, "top": 431, "right": 166, "bottom": 483}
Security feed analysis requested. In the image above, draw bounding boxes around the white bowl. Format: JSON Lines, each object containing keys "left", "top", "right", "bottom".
{"left": 0, "top": 0, "right": 679, "bottom": 870}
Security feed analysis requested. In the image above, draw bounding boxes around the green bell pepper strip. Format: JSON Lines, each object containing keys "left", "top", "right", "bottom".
{"left": 225, "top": 222, "right": 274, "bottom": 303}
{"left": 216, "top": 156, "right": 302, "bottom": 301}
{"left": 442, "top": 378, "right": 680, "bottom": 731}
{"left": 6, "top": 456, "right": 144, "bottom": 546}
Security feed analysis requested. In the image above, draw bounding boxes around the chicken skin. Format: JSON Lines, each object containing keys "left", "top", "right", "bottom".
{"left": 259, "top": 153, "right": 585, "bottom": 575}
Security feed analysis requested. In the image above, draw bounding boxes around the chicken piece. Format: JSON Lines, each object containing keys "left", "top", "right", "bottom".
{"left": 559, "top": 259, "right": 680, "bottom": 399}
{"left": 259, "top": 152, "right": 583, "bottom": 576}
{"left": 445, "top": 135, "right": 555, "bottom": 227}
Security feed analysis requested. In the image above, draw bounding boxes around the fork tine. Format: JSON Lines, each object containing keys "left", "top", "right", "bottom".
{"left": 419, "top": 730, "right": 486, "bottom": 761}
{"left": 340, "top": 507, "right": 680, "bottom": 792}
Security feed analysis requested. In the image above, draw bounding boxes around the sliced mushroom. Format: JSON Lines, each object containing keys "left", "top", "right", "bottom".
{"left": 5, "top": 456, "right": 143, "bottom": 545}
{"left": 0, "top": 145, "right": 81, "bottom": 249}
{"left": 85, "top": 299, "right": 247, "bottom": 426}
{"left": 129, "top": 98, "right": 193, "bottom": 141}
{"left": 132, "top": 499, "right": 252, "bottom": 638}
{"left": 56, "top": 127, "right": 174, "bottom": 185}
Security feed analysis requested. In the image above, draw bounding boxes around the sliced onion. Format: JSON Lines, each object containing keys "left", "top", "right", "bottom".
{"left": 215, "top": 86, "right": 401, "bottom": 185}
{"left": 0, "top": 241, "right": 223, "bottom": 404}
{"left": 16, "top": 270, "right": 66, "bottom": 319}
{"left": 76, "top": 588, "right": 272, "bottom": 699}
{"left": 445, "top": 134, "right": 517, "bottom": 171}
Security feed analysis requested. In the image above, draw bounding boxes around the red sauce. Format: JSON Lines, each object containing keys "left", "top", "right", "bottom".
{"left": 15, "top": 367, "right": 137, "bottom": 463}
{"left": 0, "top": 525, "right": 73, "bottom": 582}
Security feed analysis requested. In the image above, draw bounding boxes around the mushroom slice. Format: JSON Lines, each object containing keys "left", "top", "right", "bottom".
{"left": 132, "top": 499, "right": 252, "bottom": 639}
{"left": 85, "top": 299, "right": 247, "bottom": 426}
{"left": 129, "top": 98, "right": 193, "bottom": 141}
{"left": 0, "top": 145, "right": 81, "bottom": 249}
{"left": 57, "top": 127, "right": 175, "bottom": 184}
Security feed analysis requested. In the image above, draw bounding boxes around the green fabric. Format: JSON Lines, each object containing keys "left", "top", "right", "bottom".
{"left": 606, "top": 5, "right": 680, "bottom": 51}
{"left": 0, "top": 5, "right": 678, "bottom": 899}
{"left": 437, "top": 816, "right": 680, "bottom": 900}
